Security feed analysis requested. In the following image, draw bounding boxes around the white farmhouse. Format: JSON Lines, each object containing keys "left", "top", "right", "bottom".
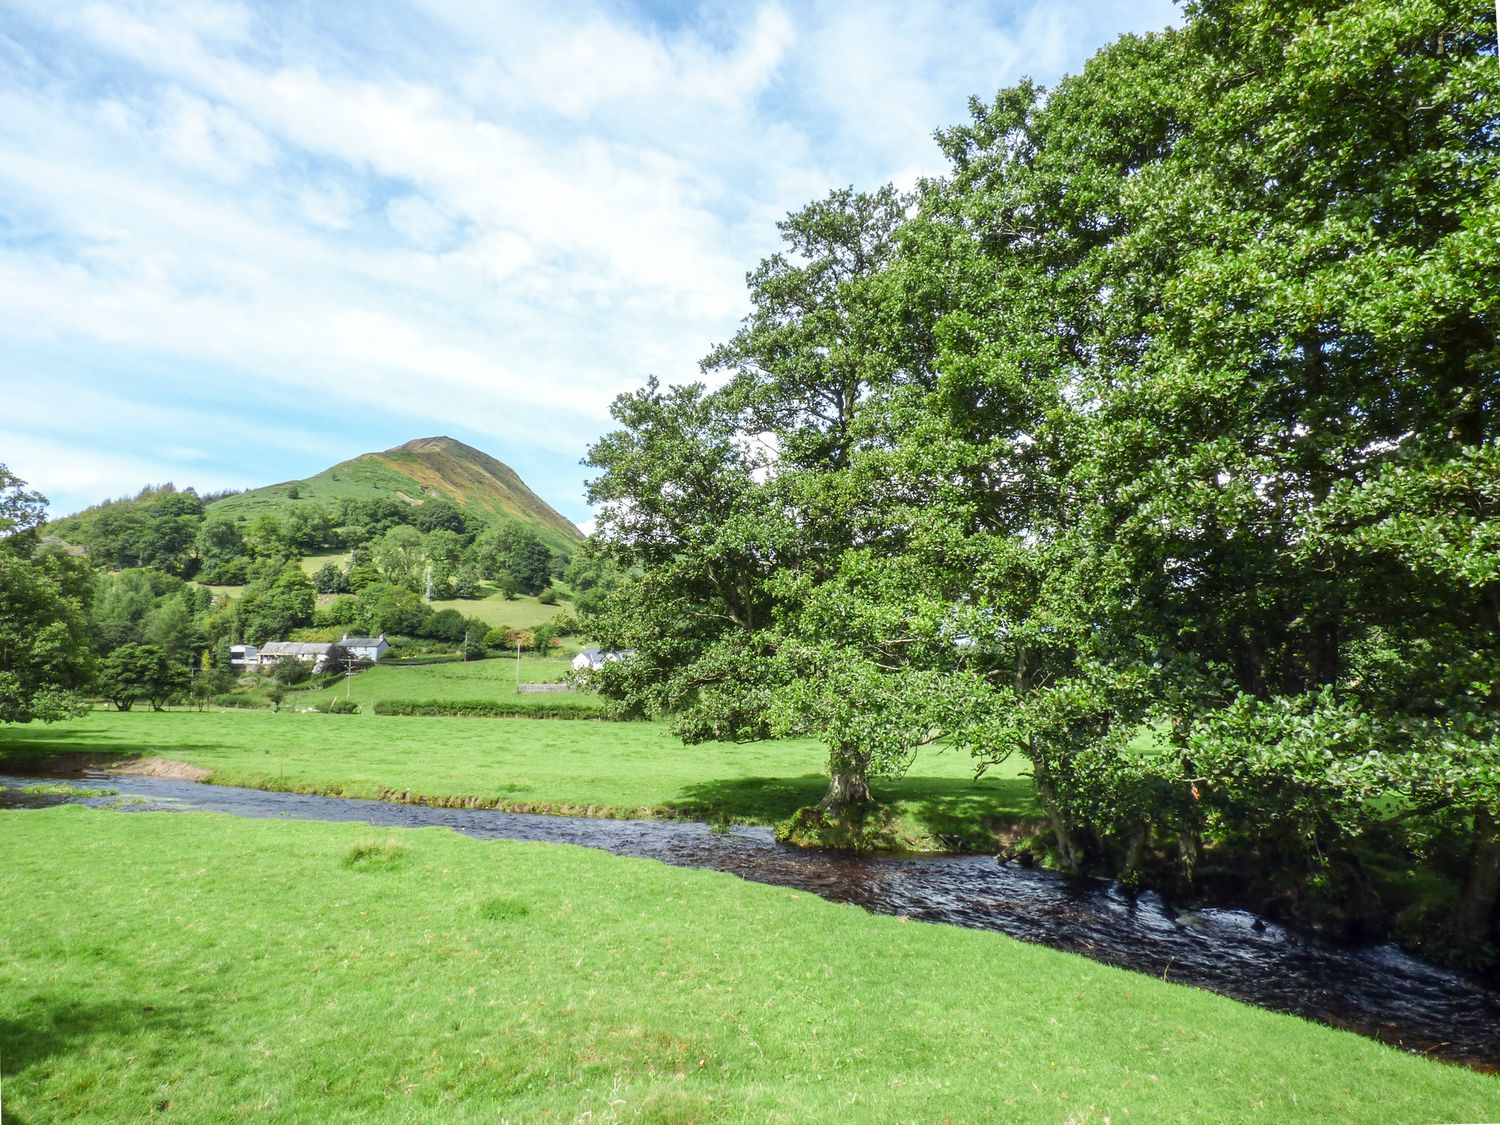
{"left": 571, "top": 647, "right": 634, "bottom": 672}
{"left": 572, "top": 647, "right": 604, "bottom": 672}
{"left": 258, "top": 641, "right": 336, "bottom": 672}
{"left": 339, "top": 634, "right": 390, "bottom": 662}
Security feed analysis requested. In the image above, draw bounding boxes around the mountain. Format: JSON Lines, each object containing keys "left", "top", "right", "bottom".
{"left": 207, "top": 437, "right": 584, "bottom": 551}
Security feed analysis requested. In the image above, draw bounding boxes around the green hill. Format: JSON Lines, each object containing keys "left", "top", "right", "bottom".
{"left": 44, "top": 436, "right": 584, "bottom": 569}
{"left": 208, "top": 436, "right": 582, "bottom": 551}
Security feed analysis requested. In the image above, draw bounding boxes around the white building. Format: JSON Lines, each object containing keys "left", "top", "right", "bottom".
{"left": 229, "top": 643, "right": 260, "bottom": 668}
{"left": 258, "top": 641, "right": 336, "bottom": 671}
{"left": 571, "top": 647, "right": 634, "bottom": 672}
{"left": 339, "top": 634, "right": 390, "bottom": 662}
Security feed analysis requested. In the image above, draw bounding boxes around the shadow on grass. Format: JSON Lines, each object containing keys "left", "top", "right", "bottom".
{"left": 0, "top": 722, "right": 219, "bottom": 773}
{"left": 672, "top": 772, "right": 1043, "bottom": 848}
{"left": 671, "top": 773, "right": 831, "bottom": 823}
{"left": 0, "top": 995, "right": 210, "bottom": 1096}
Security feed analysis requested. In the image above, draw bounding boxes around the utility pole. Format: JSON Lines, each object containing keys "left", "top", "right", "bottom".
{"left": 515, "top": 641, "right": 521, "bottom": 694}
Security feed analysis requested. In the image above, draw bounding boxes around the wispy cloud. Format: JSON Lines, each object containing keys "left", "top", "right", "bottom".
{"left": 0, "top": 0, "right": 1179, "bottom": 519}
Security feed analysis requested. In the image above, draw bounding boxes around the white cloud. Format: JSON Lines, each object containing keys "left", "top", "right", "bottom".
{"left": 0, "top": 0, "right": 1182, "bottom": 521}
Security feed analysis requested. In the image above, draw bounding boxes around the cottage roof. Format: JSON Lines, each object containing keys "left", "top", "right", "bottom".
{"left": 259, "top": 641, "right": 335, "bottom": 657}
{"left": 339, "top": 635, "right": 387, "bottom": 648}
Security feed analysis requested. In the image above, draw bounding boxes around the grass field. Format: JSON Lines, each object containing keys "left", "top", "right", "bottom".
{"left": 300, "top": 656, "right": 581, "bottom": 705}
{"left": 1, "top": 808, "right": 1493, "bottom": 1123}
{"left": 429, "top": 589, "right": 568, "bottom": 631}
{"left": 0, "top": 711, "right": 1037, "bottom": 848}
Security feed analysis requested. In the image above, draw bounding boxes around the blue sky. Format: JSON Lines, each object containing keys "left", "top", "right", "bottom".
{"left": 0, "top": 0, "right": 1178, "bottom": 526}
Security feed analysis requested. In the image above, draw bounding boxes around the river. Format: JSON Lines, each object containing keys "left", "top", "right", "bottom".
{"left": 4, "top": 770, "right": 1497, "bottom": 1072}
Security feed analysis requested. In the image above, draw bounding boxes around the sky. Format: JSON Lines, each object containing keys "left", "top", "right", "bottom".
{"left": 0, "top": 0, "right": 1179, "bottom": 528}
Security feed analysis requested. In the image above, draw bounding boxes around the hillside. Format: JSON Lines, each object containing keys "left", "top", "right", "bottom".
{"left": 208, "top": 436, "right": 582, "bottom": 551}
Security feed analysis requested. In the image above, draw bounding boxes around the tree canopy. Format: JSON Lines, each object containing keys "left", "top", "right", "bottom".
{"left": 583, "top": 0, "right": 1500, "bottom": 954}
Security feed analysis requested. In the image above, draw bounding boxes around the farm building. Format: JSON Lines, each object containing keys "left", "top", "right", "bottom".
{"left": 258, "top": 641, "right": 336, "bottom": 671}
{"left": 339, "top": 634, "right": 390, "bottom": 662}
{"left": 229, "top": 644, "right": 260, "bottom": 668}
{"left": 571, "top": 647, "right": 634, "bottom": 672}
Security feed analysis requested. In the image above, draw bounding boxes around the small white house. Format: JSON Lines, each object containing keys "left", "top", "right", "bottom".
{"left": 572, "top": 647, "right": 604, "bottom": 672}
{"left": 339, "top": 634, "right": 390, "bottom": 662}
{"left": 229, "top": 643, "right": 260, "bottom": 668}
{"left": 572, "top": 647, "right": 634, "bottom": 672}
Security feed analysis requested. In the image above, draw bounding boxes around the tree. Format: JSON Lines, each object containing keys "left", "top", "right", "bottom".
{"left": 878, "top": 0, "right": 1500, "bottom": 954}
{"left": 145, "top": 590, "right": 206, "bottom": 662}
{"left": 311, "top": 562, "right": 349, "bottom": 594}
{"left": 422, "top": 528, "right": 466, "bottom": 594}
{"left": 424, "top": 607, "right": 467, "bottom": 643}
{"left": 243, "top": 515, "right": 289, "bottom": 560}
{"left": 414, "top": 499, "right": 470, "bottom": 536}
{"left": 460, "top": 618, "right": 489, "bottom": 661}
{"left": 530, "top": 623, "right": 558, "bottom": 655}
{"left": 268, "top": 655, "right": 312, "bottom": 687}
{"left": 357, "top": 582, "right": 428, "bottom": 637}
{"left": 196, "top": 518, "right": 246, "bottom": 572}
{"left": 237, "top": 564, "right": 316, "bottom": 643}
{"left": 585, "top": 185, "right": 973, "bottom": 810}
{"left": 97, "top": 643, "right": 187, "bottom": 712}
{"left": 563, "top": 547, "right": 625, "bottom": 618}
{"left": 470, "top": 521, "right": 552, "bottom": 594}
{"left": 0, "top": 466, "right": 94, "bottom": 723}
{"left": 371, "top": 525, "right": 425, "bottom": 591}
{"left": 450, "top": 564, "right": 484, "bottom": 599}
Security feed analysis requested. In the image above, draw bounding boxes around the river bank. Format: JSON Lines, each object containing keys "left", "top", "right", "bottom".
{"left": 4, "top": 802, "right": 1497, "bottom": 1122}
{"left": 0, "top": 710, "right": 1041, "bottom": 853}
{"left": 6, "top": 770, "right": 1500, "bottom": 1073}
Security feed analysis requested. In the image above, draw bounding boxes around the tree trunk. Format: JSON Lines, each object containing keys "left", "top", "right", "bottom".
{"left": 821, "top": 747, "right": 872, "bottom": 811}
{"left": 1177, "top": 824, "right": 1202, "bottom": 890}
{"left": 1033, "top": 766, "right": 1085, "bottom": 873}
{"left": 1123, "top": 821, "right": 1150, "bottom": 881}
{"left": 1455, "top": 807, "right": 1500, "bottom": 954}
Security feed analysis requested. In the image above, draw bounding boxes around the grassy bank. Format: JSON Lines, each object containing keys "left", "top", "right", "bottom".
{"left": 0, "top": 712, "right": 1038, "bottom": 850}
{"left": 2, "top": 808, "right": 1493, "bottom": 1122}
{"left": 298, "top": 656, "right": 586, "bottom": 708}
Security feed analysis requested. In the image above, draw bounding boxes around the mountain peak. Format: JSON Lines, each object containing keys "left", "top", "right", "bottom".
{"left": 392, "top": 436, "right": 467, "bottom": 454}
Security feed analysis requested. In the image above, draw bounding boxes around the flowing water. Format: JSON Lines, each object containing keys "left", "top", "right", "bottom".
{"left": 4, "top": 771, "right": 1498, "bottom": 1071}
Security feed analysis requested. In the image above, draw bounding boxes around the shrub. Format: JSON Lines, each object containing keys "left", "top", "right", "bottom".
{"left": 199, "top": 558, "right": 248, "bottom": 586}
{"left": 372, "top": 698, "right": 612, "bottom": 720}
{"left": 537, "top": 587, "right": 557, "bottom": 605}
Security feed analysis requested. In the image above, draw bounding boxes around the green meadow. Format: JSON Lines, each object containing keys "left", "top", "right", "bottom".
{"left": 1, "top": 808, "right": 1493, "bottom": 1123}
{"left": 0, "top": 711, "right": 1037, "bottom": 847}
{"left": 428, "top": 589, "right": 568, "bottom": 631}
{"left": 299, "top": 655, "right": 584, "bottom": 707}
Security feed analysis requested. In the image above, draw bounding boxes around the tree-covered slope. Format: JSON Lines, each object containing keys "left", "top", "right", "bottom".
{"left": 46, "top": 437, "right": 583, "bottom": 558}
